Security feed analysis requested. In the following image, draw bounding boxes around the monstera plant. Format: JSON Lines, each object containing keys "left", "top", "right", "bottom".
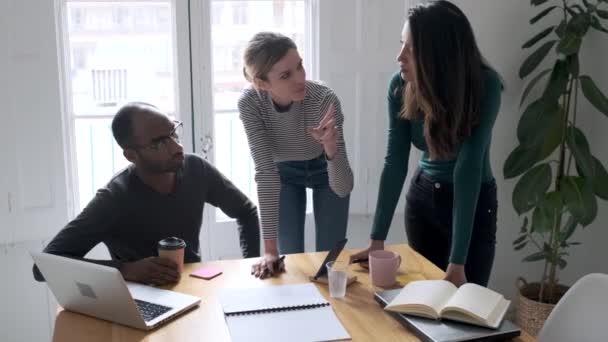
{"left": 504, "top": 0, "right": 608, "bottom": 305}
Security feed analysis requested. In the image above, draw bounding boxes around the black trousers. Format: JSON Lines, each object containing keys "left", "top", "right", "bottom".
{"left": 405, "top": 169, "right": 498, "bottom": 286}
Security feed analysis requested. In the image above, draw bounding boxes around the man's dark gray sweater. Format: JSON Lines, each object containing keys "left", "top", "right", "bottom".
{"left": 33, "top": 154, "right": 259, "bottom": 281}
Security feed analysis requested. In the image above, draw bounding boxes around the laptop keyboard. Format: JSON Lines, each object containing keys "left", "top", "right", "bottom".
{"left": 134, "top": 299, "right": 173, "bottom": 322}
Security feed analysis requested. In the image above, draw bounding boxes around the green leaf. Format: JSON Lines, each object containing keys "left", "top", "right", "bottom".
{"left": 504, "top": 144, "right": 542, "bottom": 179}
{"left": 543, "top": 191, "right": 563, "bottom": 215}
{"left": 568, "top": 54, "right": 579, "bottom": 77}
{"left": 591, "top": 16, "right": 608, "bottom": 33}
{"left": 514, "top": 242, "right": 528, "bottom": 251}
{"left": 531, "top": 6, "right": 558, "bottom": 24}
{"left": 513, "top": 163, "right": 552, "bottom": 215}
{"left": 568, "top": 13, "right": 591, "bottom": 35}
{"left": 518, "top": 99, "right": 561, "bottom": 147}
{"left": 572, "top": 4, "right": 585, "bottom": 13}
{"left": 532, "top": 206, "right": 552, "bottom": 233}
{"left": 598, "top": 10, "right": 608, "bottom": 19}
{"left": 523, "top": 251, "right": 548, "bottom": 262}
{"left": 555, "top": 20, "right": 567, "bottom": 38}
{"left": 541, "top": 191, "right": 563, "bottom": 229}
{"left": 566, "top": 6, "right": 578, "bottom": 17}
{"left": 531, "top": 0, "right": 549, "bottom": 6}
{"left": 520, "top": 216, "right": 530, "bottom": 233}
{"left": 520, "top": 69, "right": 552, "bottom": 107}
{"left": 513, "top": 235, "right": 528, "bottom": 245}
{"left": 560, "top": 215, "right": 578, "bottom": 242}
{"left": 543, "top": 59, "right": 571, "bottom": 102}
{"left": 580, "top": 75, "right": 608, "bottom": 117}
{"left": 540, "top": 107, "right": 566, "bottom": 159}
{"left": 591, "top": 156, "right": 608, "bottom": 200}
{"left": 557, "top": 33, "right": 582, "bottom": 55}
{"left": 520, "top": 40, "right": 557, "bottom": 79}
{"left": 533, "top": 191, "right": 563, "bottom": 234}
{"left": 567, "top": 126, "right": 595, "bottom": 178}
{"left": 523, "top": 26, "right": 556, "bottom": 49}
{"left": 557, "top": 258, "right": 568, "bottom": 270}
{"left": 582, "top": 0, "right": 590, "bottom": 8}
{"left": 561, "top": 176, "right": 598, "bottom": 226}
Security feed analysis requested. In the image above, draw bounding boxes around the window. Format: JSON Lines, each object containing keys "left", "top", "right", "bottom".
{"left": 231, "top": 2, "right": 249, "bottom": 25}
{"left": 69, "top": 7, "right": 85, "bottom": 29}
{"left": 211, "top": 2, "right": 225, "bottom": 26}
{"left": 59, "top": 0, "right": 314, "bottom": 219}
{"left": 61, "top": 1, "right": 178, "bottom": 211}
{"left": 273, "top": 0, "right": 285, "bottom": 26}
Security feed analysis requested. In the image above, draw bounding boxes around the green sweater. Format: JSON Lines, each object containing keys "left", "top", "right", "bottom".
{"left": 370, "top": 68, "right": 502, "bottom": 264}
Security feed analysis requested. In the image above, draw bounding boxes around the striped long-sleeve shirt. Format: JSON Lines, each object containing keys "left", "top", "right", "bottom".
{"left": 238, "top": 80, "right": 354, "bottom": 240}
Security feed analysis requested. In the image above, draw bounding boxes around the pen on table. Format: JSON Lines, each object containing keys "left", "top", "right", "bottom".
{"left": 261, "top": 255, "right": 286, "bottom": 278}
{"left": 276, "top": 255, "right": 286, "bottom": 265}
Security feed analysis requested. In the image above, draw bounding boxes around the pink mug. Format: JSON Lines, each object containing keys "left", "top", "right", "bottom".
{"left": 369, "top": 250, "right": 402, "bottom": 288}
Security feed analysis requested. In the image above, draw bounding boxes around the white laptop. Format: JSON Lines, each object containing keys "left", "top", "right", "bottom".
{"left": 31, "top": 252, "right": 201, "bottom": 330}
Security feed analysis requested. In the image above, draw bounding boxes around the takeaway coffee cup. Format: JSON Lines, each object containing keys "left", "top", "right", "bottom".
{"left": 158, "top": 237, "right": 186, "bottom": 273}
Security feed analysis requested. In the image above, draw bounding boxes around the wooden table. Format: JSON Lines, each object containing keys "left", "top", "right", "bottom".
{"left": 53, "top": 244, "right": 535, "bottom": 342}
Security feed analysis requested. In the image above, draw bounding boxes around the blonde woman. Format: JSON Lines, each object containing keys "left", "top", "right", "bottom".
{"left": 239, "top": 32, "right": 354, "bottom": 278}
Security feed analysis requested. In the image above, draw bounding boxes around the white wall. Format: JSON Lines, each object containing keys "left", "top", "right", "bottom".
{"left": 0, "top": 0, "right": 70, "bottom": 244}
{"left": 1, "top": 1, "right": 70, "bottom": 340}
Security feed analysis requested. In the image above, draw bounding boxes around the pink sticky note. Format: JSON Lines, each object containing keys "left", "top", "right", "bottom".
{"left": 190, "top": 266, "right": 223, "bottom": 280}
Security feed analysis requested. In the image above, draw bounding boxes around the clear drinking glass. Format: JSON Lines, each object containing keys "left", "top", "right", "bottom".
{"left": 326, "top": 261, "right": 348, "bottom": 298}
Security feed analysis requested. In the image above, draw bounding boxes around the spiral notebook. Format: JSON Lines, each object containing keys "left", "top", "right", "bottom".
{"left": 218, "top": 283, "right": 350, "bottom": 342}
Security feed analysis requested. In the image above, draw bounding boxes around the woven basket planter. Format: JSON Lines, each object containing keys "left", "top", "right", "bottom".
{"left": 515, "top": 277, "right": 569, "bottom": 336}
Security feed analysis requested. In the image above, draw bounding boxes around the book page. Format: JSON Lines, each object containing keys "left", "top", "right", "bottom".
{"left": 441, "top": 283, "right": 504, "bottom": 325}
{"left": 485, "top": 298, "right": 511, "bottom": 328}
{"left": 385, "top": 280, "right": 457, "bottom": 318}
{"left": 437, "top": 310, "right": 482, "bottom": 326}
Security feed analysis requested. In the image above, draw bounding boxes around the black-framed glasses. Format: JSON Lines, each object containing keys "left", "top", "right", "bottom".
{"left": 129, "top": 120, "right": 183, "bottom": 151}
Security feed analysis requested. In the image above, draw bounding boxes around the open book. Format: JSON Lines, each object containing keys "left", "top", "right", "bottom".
{"left": 384, "top": 280, "right": 510, "bottom": 329}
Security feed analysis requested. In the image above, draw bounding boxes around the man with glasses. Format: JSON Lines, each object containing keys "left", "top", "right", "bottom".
{"left": 33, "top": 102, "right": 260, "bottom": 285}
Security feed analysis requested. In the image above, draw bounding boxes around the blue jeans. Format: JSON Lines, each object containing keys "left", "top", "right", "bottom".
{"left": 276, "top": 155, "right": 350, "bottom": 254}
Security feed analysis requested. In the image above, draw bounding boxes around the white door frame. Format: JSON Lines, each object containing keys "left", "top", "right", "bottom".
{"left": 187, "top": 0, "right": 215, "bottom": 260}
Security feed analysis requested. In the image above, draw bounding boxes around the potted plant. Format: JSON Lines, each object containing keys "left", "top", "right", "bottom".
{"left": 504, "top": 0, "right": 608, "bottom": 336}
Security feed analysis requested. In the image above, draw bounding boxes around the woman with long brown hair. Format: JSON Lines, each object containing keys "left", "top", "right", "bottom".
{"left": 351, "top": 0, "right": 503, "bottom": 287}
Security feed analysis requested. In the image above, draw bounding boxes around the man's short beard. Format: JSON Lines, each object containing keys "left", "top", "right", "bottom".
{"left": 137, "top": 154, "right": 184, "bottom": 174}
